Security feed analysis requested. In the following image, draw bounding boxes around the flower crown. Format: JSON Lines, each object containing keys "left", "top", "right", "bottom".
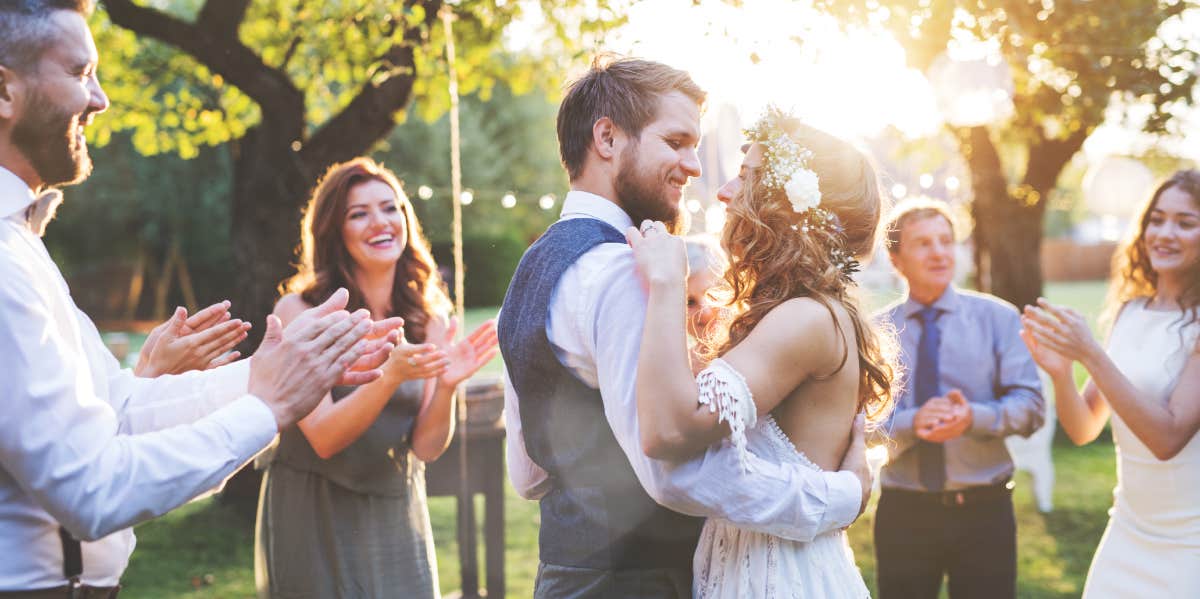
{"left": 743, "top": 106, "right": 860, "bottom": 283}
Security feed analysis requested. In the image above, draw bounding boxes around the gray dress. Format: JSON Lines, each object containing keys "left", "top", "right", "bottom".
{"left": 255, "top": 379, "right": 439, "bottom": 599}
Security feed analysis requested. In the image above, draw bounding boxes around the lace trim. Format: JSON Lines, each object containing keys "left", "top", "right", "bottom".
{"left": 696, "top": 358, "right": 758, "bottom": 473}
{"left": 763, "top": 415, "right": 823, "bottom": 472}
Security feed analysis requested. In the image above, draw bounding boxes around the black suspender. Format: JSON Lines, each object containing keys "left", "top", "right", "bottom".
{"left": 58, "top": 526, "right": 82, "bottom": 586}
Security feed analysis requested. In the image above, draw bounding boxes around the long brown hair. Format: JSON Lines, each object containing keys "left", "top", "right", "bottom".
{"left": 1105, "top": 169, "right": 1200, "bottom": 331}
{"left": 281, "top": 157, "right": 450, "bottom": 343}
{"left": 705, "top": 121, "right": 898, "bottom": 423}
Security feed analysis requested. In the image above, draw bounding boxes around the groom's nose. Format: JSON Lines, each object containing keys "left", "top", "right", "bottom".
{"left": 680, "top": 148, "right": 701, "bottom": 179}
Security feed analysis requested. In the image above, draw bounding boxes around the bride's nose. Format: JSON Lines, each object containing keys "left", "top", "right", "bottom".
{"left": 716, "top": 178, "right": 740, "bottom": 204}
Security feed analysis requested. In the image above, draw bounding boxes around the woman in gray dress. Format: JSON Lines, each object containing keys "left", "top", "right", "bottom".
{"left": 256, "top": 157, "right": 498, "bottom": 599}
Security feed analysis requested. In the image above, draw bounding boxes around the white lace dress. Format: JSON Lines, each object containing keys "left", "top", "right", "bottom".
{"left": 691, "top": 359, "right": 870, "bottom": 599}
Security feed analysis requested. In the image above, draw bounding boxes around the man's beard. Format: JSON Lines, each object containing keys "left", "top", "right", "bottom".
{"left": 12, "top": 86, "right": 92, "bottom": 188}
{"left": 614, "top": 144, "right": 684, "bottom": 234}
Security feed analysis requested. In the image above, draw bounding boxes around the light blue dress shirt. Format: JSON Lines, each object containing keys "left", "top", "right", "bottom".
{"left": 877, "top": 286, "right": 1045, "bottom": 491}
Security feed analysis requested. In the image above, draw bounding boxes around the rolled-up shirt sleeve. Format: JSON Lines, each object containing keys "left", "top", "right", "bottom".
{"left": 588, "top": 249, "right": 861, "bottom": 542}
{"left": 0, "top": 264, "right": 278, "bottom": 541}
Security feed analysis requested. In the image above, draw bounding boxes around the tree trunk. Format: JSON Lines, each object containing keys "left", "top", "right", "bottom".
{"left": 957, "top": 126, "right": 1088, "bottom": 310}
{"left": 219, "top": 127, "right": 317, "bottom": 513}
{"left": 960, "top": 125, "right": 1045, "bottom": 309}
{"left": 229, "top": 129, "right": 315, "bottom": 342}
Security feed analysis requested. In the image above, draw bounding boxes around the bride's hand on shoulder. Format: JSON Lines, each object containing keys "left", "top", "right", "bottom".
{"left": 625, "top": 220, "right": 687, "bottom": 287}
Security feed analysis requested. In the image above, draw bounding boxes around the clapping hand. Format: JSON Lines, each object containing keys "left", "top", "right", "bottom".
{"left": 135, "top": 301, "right": 251, "bottom": 377}
{"left": 249, "top": 288, "right": 376, "bottom": 429}
{"left": 915, "top": 389, "right": 973, "bottom": 442}
{"left": 341, "top": 316, "right": 406, "bottom": 386}
{"left": 1021, "top": 299, "right": 1101, "bottom": 370}
{"left": 381, "top": 331, "right": 449, "bottom": 385}
{"left": 433, "top": 318, "right": 500, "bottom": 388}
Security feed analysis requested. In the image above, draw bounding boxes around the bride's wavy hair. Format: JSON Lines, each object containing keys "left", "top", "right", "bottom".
{"left": 280, "top": 158, "right": 450, "bottom": 343}
{"left": 1104, "top": 169, "right": 1200, "bottom": 332}
{"left": 704, "top": 120, "right": 899, "bottom": 423}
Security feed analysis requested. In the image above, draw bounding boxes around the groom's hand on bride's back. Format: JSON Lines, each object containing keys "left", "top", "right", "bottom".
{"left": 248, "top": 288, "right": 379, "bottom": 430}
{"left": 839, "top": 415, "right": 873, "bottom": 520}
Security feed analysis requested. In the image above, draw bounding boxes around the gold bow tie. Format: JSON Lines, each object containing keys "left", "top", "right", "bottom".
{"left": 25, "top": 189, "right": 63, "bottom": 237}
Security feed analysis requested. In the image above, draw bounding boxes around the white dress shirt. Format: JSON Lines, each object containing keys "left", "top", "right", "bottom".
{"left": 0, "top": 167, "right": 278, "bottom": 590}
{"left": 503, "top": 190, "right": 861, "bottom": 544}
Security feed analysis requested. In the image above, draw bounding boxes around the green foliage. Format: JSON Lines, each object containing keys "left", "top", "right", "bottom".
{"left": 382, "top": 82, "right": 565, "bottom": 245}
{"left": 118, "top": 443, "right": 1117, "bottom": 599}
{"left": 90, "top": 1, "right": 627, "bottom": 158}
{"left": 820, "top": 1, "right": 1198, "bottom": 148}
{"left": 432, "top": 233, "right": 528, "bottom": 307}
{"left": 92, "top": 10, "right": 258, "bottom": 158}
{"left": 44, "top": 134, "right": 236, "bottom": 316}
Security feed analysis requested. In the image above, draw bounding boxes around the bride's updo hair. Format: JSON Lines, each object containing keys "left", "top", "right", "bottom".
{"left": 709, "top": 118, "right": 897, "bottom": 422}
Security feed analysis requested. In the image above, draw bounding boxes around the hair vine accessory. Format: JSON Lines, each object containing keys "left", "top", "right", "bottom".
{"left": 745, "top": 106, "right": 859, "bottom": 284}
{"left": 745, "top": 106, "right": 820, "bottom": 214}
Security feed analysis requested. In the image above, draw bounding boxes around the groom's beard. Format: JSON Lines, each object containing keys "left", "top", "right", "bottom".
{"left": 12, "top": 85, "right": 93, "bottom": 188}
{"left": 615, "top": 144, "right": 684, "bottom": 234}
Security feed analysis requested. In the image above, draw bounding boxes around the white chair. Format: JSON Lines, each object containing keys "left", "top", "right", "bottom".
{"left": 1005, "top": 373, "right": 1056, "bottom": 512}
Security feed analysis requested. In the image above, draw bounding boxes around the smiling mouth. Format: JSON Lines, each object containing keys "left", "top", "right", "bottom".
{"left": 367, "top": 234, "right": 395, "bottom": 247}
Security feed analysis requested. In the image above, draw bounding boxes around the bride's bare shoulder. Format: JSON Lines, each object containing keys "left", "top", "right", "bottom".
{"left": 760, "top": 297, "right": 851, "bottom": 336}
{"left": 751, "top": 297, "right": 853, "bottom": 364}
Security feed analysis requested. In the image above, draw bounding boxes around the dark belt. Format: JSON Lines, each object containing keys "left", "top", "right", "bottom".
{"left": 0, "top": 586, "right": 120, "bottom": 599}
{"left": 883, "top": 480, "right": 1014, "bottom": 508}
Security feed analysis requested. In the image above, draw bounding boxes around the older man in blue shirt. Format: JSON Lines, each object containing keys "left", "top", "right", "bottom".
{"left": 874, "top": 199, "right": 1044, "bottom": 599}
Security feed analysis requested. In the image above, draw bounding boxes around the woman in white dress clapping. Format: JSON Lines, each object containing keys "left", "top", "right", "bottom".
{"left": 1020, "top": 169, "right": 1200, "bottom": 598}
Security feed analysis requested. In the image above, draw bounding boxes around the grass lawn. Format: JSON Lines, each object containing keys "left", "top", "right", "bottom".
{"left": 116, "top": 281, "right": 1117, "bottom": 597}
{"left": 118, "top": 440, "right": 1116, "bottom": 598}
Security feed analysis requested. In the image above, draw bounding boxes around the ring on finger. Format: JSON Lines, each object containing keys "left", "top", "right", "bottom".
{"left": 407, "top": 356, "right": 417, "bottom": 366}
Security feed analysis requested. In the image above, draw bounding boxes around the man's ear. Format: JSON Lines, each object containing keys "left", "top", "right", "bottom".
{"left": 0, "top": 65, "right": 21, "bottom": 121}
{"left": 592, "top": 116, "right": 624, "bottom": 161}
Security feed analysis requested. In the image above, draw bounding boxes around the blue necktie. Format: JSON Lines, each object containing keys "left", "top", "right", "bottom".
{"left": 914, "top": 306, "right": 946, "bottom": 492}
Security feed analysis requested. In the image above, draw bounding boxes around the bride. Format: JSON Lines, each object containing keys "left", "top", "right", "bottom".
{"left": 627, "top": 108, "right": 897, "bottom": 597}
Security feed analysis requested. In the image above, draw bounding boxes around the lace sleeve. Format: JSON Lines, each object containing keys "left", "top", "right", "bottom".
{"left": 696, "top": 358, "right": 758, "bottom": 472}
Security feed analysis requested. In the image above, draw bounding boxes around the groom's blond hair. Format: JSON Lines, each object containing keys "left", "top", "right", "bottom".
{"left": 557, "top": 54, "right": 705, "bottom": 181}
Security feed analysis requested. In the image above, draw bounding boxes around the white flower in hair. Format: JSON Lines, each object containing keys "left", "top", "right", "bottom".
{"left": 784, "top": 168, "right": 821, "bottom": 213}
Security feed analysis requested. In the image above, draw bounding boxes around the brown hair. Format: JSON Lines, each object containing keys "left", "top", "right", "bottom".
{"left": 885, "top": 197, "right": 957, "bottom": 254}
{"left": 0, "top": 0, "right": 93, "bottom": 74}
{"left": 1105, "top": 169, "right": 1200, "bottom": 330}
{"left": 281, "top": 157, "right": 450, "bottom": 343}
{"left": 705, "top": 121, "right": 898, "bottom": 423}
{"left": 556, "top": 54, "right": 705, "bottom": 181}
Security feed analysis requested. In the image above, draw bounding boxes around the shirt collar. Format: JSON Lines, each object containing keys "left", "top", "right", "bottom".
{"left": 559, "top": 189, "right": 634, "bottom": 233}
{"left": 0, "top": 166, "right": 37, "bottom": 221}
{"left": 899, "top": 284, "right": 961, "bottom": 319}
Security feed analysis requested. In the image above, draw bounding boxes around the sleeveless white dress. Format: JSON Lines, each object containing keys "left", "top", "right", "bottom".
{"left": 1082, "top": 300, "right": 1200, "bottom": 598}
{"left": 691, "top": 360, "right": 870, "bottom": 598}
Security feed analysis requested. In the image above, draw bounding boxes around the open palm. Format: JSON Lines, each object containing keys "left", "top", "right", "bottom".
{"left": 438, "top": 318, "right": 500, "bottom": 387}
{"left": 1020, "top": 327, "right": 1072, "bottom": 379}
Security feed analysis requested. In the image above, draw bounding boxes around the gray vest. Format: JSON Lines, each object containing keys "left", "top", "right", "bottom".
{"left": 498, "top": 218, "right": 702, "bottom": 570}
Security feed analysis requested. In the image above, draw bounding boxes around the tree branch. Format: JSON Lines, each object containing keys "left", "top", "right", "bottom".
{"left": 195, "top": 0, "right": 250, "bottom": 41}
{"left": 300, "top": 0, "right": 443, "bottom": 170}
{"left": 1024, "top": 127, "right": 1090, "bottom": 198}
{"left": 101, "top": 0, "right": 304, "bottom": 138}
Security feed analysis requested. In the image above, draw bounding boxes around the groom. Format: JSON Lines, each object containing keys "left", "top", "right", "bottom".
{"left": 498, "top": 55, "right": 871, "bottom": 598}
